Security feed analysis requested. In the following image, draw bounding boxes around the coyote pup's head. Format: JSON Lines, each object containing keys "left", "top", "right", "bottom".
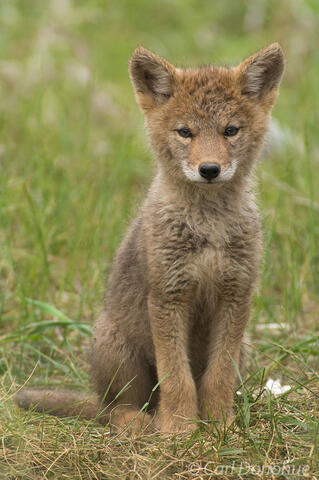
{"left": 129, "top": 44, "right": 285, "bottom": 186}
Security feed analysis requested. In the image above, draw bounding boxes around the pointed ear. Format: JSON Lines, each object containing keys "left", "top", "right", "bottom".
{"left": 236, "top": 43, "right": 285, "bottom": 101}
{"left": 129, "top": 47, "right": 177, "bottom": 112}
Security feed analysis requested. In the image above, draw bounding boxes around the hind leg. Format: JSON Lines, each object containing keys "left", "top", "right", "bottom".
{"left": 91, "top": 319, "right": 156, "bottom": 434}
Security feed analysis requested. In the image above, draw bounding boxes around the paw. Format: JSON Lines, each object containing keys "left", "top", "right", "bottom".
{"left": 160, "top": 413, "right": 197, "bottom": 434}
{"left": 199, "top": 380, "right": 234, "bottom": 426}
{"left": 110, "top": 409, "right": 156, "bottom": 436}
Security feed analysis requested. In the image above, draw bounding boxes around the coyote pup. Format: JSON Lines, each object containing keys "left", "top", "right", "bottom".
{"left": 16, "top": 44, "right": 285, "bottom": 433}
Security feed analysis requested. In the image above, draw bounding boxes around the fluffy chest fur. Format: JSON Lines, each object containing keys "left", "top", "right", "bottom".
{"left": 145, "top": 176, "right": 262, "bottom": 301}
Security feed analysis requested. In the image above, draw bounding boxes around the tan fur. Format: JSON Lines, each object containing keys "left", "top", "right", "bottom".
{"left": 15, "top": 389, "right": 100, "bottom": 420}
{"left": 16, "top": 44, "right": 285, "bottom": 434}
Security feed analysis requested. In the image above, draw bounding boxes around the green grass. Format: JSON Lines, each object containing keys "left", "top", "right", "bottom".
{"left": 1, "top": 0, "right": 319, "bottom": 478}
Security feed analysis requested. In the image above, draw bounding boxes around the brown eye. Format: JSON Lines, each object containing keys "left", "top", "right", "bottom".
{"left": 177, "top": 127, "right": 192, "bottom": 138}
{"left": 224, "top": 126, "right": 239, "bottom": 137}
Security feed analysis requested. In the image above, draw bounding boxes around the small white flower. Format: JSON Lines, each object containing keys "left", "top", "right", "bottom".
{"left": 264, "top": 378, "right": 291, "bottom": 397}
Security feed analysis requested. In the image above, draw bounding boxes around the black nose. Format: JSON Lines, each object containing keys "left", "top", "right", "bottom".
{"left": 198, "top": 163, "right": 221, "bottom": 180}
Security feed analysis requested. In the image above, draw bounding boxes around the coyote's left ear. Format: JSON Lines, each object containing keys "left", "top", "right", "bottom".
{"left": 236, "top": 43, "right": 285, "bottom": 103}
{"left": 129, "top": 47, "right": 177, "bottom": 112}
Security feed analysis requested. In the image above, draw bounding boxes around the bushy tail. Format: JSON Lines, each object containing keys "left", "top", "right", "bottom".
{"left": 15, "top": 388, "right": 102, "bottom": 421}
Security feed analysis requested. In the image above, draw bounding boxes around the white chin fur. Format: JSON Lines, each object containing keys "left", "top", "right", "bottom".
{"left": 182, "top": 159, "right": 238, "bottom": 183}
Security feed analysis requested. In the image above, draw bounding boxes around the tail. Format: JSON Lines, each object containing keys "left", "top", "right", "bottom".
{"left": 15, "top": 388, "right": 103, "bottom": 422}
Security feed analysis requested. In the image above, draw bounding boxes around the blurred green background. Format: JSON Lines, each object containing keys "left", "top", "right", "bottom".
{"left": 0, "top": 0, "right": 319, "bottom": 384}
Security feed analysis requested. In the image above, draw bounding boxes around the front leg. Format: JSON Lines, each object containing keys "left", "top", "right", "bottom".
{"left": 198, "top": 293, "right": 252, "bottom": 424}
{"left": 148, "top": 295, "right": 198, "bottom": 433}
{"left": 145, "top": 214, "right": 207, "bottom": 433}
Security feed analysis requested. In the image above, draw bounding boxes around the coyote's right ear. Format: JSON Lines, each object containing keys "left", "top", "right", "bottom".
{"left": 129, "top": 47, "right": 177, "bottom": 112}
